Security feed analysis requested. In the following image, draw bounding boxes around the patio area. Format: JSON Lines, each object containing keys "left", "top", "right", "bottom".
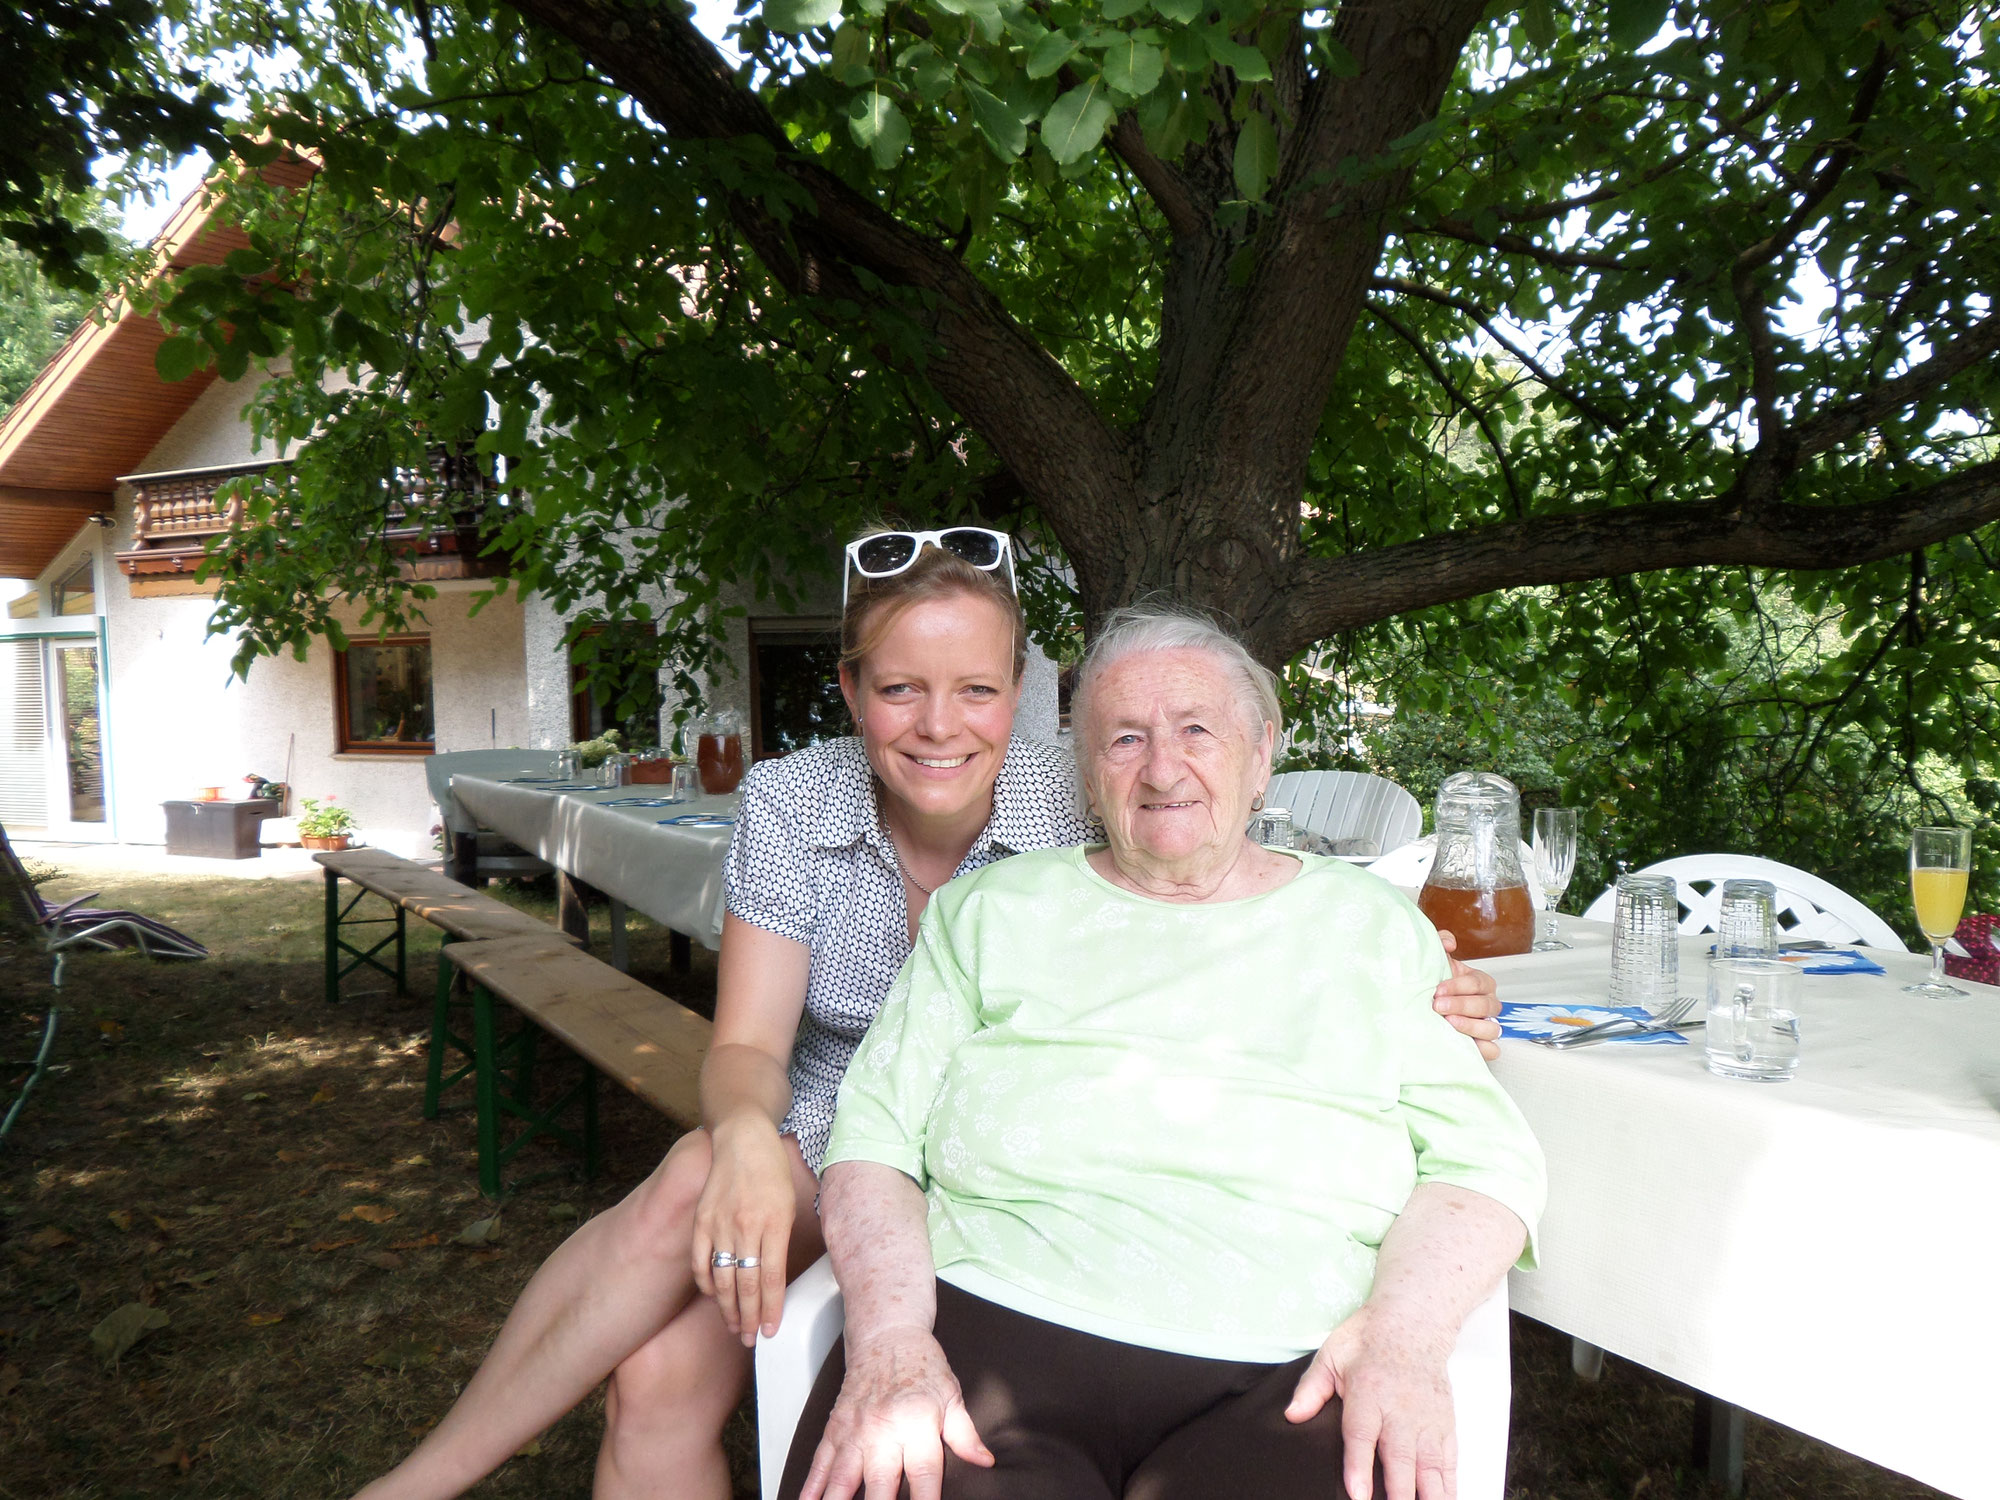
{"left": 0, "top": 854, "right": 1955, "bottom": 1499}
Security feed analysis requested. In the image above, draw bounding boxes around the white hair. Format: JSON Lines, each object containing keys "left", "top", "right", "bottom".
{"left": 1071, "top": 603, "right": 1283, "bottom": 753}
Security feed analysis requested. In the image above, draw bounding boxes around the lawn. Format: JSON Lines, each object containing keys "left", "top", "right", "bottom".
{"left": 1, "top": 863, "right": 1948, "bottom": 1499}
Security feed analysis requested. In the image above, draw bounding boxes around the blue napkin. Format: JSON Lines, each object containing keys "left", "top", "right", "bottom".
{"left": 658, "top": 814, "right": 735, "bottom": 828}
{"left": 1498, "top": 1001, "right": 1691, "bottom": 1046}
{"left": 1778, "top": 948, "right": 1886, "bottom": 975}
{"left": 600, "top": 796, "right": 678, "bottom": 808}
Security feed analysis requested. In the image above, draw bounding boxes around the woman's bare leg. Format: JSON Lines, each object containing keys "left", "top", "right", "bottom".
{"left": 593, "top": 1138, "right": 825, "bottom": 1500}
{"left": 353, "top": 1130, "right": 723, "bottom": 1500}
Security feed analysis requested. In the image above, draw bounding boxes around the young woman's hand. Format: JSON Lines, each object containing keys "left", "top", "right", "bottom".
{"left": 691, "top": 1115, "right": 800, "bottom": 1344}
{"left": 1431, "top": 929, "right": 1503, "bottom": 1060}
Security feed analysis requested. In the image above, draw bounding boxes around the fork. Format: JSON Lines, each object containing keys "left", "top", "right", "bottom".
{"left": 1530, "top": 994, "right": 1699, "bottom": 1048}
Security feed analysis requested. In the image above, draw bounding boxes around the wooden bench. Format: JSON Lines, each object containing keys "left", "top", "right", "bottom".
{"left": 444, "top": 935, "right": 712, "bottom": 1196}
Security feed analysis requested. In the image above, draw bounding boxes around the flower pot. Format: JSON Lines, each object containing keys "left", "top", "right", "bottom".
{"left": 302, "top": 834, "right": 353, "bottom": 851}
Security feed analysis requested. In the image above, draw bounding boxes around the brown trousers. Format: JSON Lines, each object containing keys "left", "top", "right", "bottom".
{"left": 778, "top": 1281, "right": 1376, "bottom": 1500}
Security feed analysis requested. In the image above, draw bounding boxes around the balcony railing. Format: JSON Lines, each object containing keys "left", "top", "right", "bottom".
{"left": 114, "top": 453, "right": 508, "bottom": 583}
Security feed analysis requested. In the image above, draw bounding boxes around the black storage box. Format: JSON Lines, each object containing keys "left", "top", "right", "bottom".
{"left": 162, "top": 798, "right": 281, "bottom": 859}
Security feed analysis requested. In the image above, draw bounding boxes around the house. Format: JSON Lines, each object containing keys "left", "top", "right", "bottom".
{"left": 0, "top": 176, "right": 1058, "bottom": 855}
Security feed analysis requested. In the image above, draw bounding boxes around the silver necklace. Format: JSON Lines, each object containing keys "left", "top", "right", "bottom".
{"left": 899, "top": 861, "right": 940, "bottom": 896}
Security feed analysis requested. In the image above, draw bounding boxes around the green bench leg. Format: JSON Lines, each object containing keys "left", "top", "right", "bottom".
{"left": 321, "top": 872, "right": 409, "bottom": 1003}
{"left": 473, "top": 983, "right": 504, "bottom": 1198}
{"left": 465, "top": 979, "right": 601, "bottom": 1200}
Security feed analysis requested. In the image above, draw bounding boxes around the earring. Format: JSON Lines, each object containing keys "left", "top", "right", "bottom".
{"left": 1251, "top": 792, "right": 1265, "bottom": 812}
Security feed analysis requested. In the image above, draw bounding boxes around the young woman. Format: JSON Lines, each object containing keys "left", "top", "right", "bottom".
{"left": 356, "top": 529, "right": 1503, "bottom": 1500}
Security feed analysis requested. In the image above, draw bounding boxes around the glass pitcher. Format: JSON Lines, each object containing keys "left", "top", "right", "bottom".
{"left": 1417, "top": 771, "right": 1536, "bottom": 960}
{"left": 695, "top": 709, "right": 747, "bottom": 795}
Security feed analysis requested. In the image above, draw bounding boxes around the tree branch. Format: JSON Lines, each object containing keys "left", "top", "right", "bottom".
{"left": 1368, "top": 302, "right": 1525, "bottom": 519}
{"left": 1270, "top": 459, "right": 2000, "bottom": 659}
{"left": 1407, "top": 217, "right": 1634, "bottom": 273}
{"left": 1106, "top": 113, "right": 1203, "bottom": 239}
{"left": 1790, "top": 308, "right": 2000, "bottom": 461}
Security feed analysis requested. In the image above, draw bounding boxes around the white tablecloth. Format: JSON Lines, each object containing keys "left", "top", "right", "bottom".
{"left": 451, "top": 776, "right": 737, "bottom": 949}
{"left": 1477, "top": 917, "right": 2000, "bottom": 1499}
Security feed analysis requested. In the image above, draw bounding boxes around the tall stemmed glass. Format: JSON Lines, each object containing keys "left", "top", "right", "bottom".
{"left": 1531, "top": 808, "right": 1580, "bottom": 952}
{"left": 1905, "top": 825, "right": 1972, "bottom": 999}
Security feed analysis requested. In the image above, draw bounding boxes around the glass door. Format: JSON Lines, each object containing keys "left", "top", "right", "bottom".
{"left": 53, "top": 642, "right": 105, "bottom": 824}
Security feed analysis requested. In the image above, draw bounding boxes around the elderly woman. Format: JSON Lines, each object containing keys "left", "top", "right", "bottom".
{"left": 785, "top": 607, "right": 1546, "bottom": 1500}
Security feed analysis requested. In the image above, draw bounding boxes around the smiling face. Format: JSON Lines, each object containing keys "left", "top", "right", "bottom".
{"left": 839, "top": 590, "right": 1022, "bottom": 831}
{"left": 1080, "top": 647, "right": 1274, "bottom": 882}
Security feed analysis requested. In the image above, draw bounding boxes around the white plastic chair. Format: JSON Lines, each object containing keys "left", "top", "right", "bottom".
{"left": 425, "top": 749, "right": 559, "bottom": 881}
{"left": 1367, "top": 836, "right": 1547, "bottom": 910}
{"left": 755, "top": 1257, "right": 1514, "bottom": 1500}
{"left": 1265, "top": 770, "right": 1423, "bottom": 858}
{"left": 1579, "top": 853, "right": 1905, "bottom": 950}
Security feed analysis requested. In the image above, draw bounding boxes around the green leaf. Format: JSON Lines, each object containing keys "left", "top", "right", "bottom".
{"left": 1103, "top": 37, "right": 1164, "bottom": 98}
{"left": 155, "top": 335, "right": 208, "bottom": 384}
{"left": 1026, "top": 29, "right": 1081, "bottom": 80}
{"left": 1154, "top": 0, "right": 1202, "bottom": 20}
{"left": 848, "top": 88, "right": 912, "bottom": 168}
{"left": 1103, "top": 0, "right": 1149, "bottom": 16}
{"left": 831, "top": 23, "right": 871, "bottom": 75}
{"left": 1202, "top": 27, "right": 1271, "bottom": 81}
{"left": 763, "top": 0, "right": 841, "bottom": 34}
{"left": 1606, "top": 0, "right": 1670, "bottom": 48}
{"left": 1233, "top": 109, "right": 1277, "bottom": 200}
{"left": 1519, "top": 0, "right": 1558, "bottom": 49}
{"left": 1041, "top": 77, "right": 1117, "bottom": 165}
{"left": 966, "top": 81, "right": 1028, "bottom": 159}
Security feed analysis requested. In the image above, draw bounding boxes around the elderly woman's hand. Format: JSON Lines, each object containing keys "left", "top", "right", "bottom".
{"left": 798, "top": 1326, "right": 994, "bottom": 1500}
{"left": 1285, "top": 1303, "right": 1457, "bottom": 1500}
{"left": 1431, "top": 929, "right": 1502, "bottom": 1061}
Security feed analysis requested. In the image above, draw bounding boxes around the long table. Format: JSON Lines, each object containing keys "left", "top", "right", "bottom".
{"left": 451, "top": 776, "right": 738, "bottom": 952}
{"left": 1478, "top": 916, "right": 2000, "bottom": 1500}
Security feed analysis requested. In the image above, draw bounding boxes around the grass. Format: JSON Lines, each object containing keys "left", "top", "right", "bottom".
{"left": 0, "top": 865, "right": 1950, "bottom": 1499}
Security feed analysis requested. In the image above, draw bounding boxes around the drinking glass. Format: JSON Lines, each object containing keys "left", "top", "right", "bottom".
{"left": 1704, "top": 957, "right": 1801, "bottom": 1082}
{"left": 1531, "top": 808, "right": 1579, "bottom": 951}
{"left": 1716, "top": 878, "right": 1779, "bottom": 960}
{"left": 670, "top": 761, "right": 701, "bottom": 804}
{"left": 1905, "top": 825, "right": 1973, "bottom": 999}
{"left": 1608, "top": 873, "right": 1680, "bottom": 1015}
{"left": 555, "top": 746, "right": 581, "bottom": 782}
{"left": 1251, "top": 806, "right": 1294, "bottom": 849}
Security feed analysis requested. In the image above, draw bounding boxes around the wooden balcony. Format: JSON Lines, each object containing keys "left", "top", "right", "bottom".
{"left": 114, "top": 454, "right": 509, "bottom": 594}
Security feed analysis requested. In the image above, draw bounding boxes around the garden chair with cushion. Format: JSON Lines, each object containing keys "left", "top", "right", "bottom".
{"left": 1, "top": 820, "right": 209, "bottom": 973}
{"left": 1263, "top": 769, "right": 1423, "bottom": 859}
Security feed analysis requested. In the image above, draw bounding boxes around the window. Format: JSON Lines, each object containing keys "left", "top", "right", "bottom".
{"left": 335, "top": 636, "right": 435, "bottom": 754}
{"left": 750, "top": 620, "right": 846, "bottom": 759}
{"left": 53, "top": 558, "right": 94, "bottom": 617}
{"left": 569, "top": 622, "right": 664, "bottom": 747}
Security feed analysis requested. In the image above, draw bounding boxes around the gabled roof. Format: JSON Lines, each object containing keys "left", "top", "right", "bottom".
{"left": 0, "top": 156, "right": 316, "bottom": 578}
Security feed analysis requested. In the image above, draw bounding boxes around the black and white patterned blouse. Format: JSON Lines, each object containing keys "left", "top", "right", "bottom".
{"left": 724, "top": 734, "right": 1091, "bottom": 1172}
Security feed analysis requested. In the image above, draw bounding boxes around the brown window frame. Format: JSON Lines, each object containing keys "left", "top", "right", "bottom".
{"left": 333, "top": 633, "right": 436, "bottom": 756}
{"left": 568, "top": 621, "right": 662, "bottom": 746}
{"left": 748, "top": 617, "right": 845, "bottom": 761}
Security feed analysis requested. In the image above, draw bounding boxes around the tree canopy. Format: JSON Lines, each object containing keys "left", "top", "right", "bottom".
{"left": 10, "top": 0, "right": 1999, "bottom": 919}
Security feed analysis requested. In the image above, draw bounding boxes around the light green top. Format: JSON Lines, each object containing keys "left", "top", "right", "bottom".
{"left": 824, "top": 845, "right": 1546, "bottom": 1362}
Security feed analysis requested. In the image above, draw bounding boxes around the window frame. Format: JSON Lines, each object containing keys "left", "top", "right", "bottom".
{"left": 53, "top": 556, "right": 95, "bottom": 617}
{"left": 332, "top": 633, "right": 437, "bottom": 757}
{"left": 748, "top": 617, "right": 845, "bottom": 760}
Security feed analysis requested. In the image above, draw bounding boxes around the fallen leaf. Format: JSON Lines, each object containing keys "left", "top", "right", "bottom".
{"left": 276, "top": 1149, "right": 310, "bottom": 1163}
{"left": 546, "top": 1203, "right": 578, "bottom": 1222}
{"left": 246, "top": 1312, "right": 285, "bottom": 1327}
{"left": 185, "top": 1205, "right": 225, "bottom": 1218}
{"left": 515, "top": 1438, "right": 543, "bottom": 1457}
{"left": 151, "top": 1216, "right": 174, "bottom": 1234}
{"left": 309, "top": 1086, "right": 334, "bottom": 1105}
{"left": 453, "top": 1215, "right": 502, "bottom": 1246}
{"left": 347, "top": 1204, "right": 396, "bottom": 1225}
{"left": 107, "top": 1210, "right": 135, "bottom": 1232}
{"left": 171, "top": 1268, "right": 218, "bottom": 1287}
{"left": 388, "top": 1234, "right": 440, "bottom": 1251}
{"left": 91, "top": 1303, "right": 170, "bottom": 1365}
{"left": 364, "top": 1339, "right": 438, "bottom": 1371}
{"left": 322, "top": 1160, "right": 364, "bottom": 1170}
{"left": 0, "top": 1364, "right": 20, "bottom": 1399}
{"left": 151, "top": 1443, "right": 189, "bottom": 1470}
{"left": 394, "top": 1153, "right": 429, "bottom": 1167}
{"left": 310, "top": 1239, "right": 362, "bottom": 1253}
{"left": 468, "top": 1250, "right": 506, "bottom": 1265}
{"left": 27, "top": 1227, "right": 75, "bottom": 1250}
{"left": 241, "top": 1091, "right": 270, "bottom": 1102}
{"left": 365, "top": 1252, "right": 404, "bottom": 1271}
{"left": 97, "top": 1020, "right": 124, "bottom": 1038}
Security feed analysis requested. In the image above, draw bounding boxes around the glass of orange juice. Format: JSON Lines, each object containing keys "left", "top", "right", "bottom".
{"left": 1905, "top": 826, "right": 1972, "bottom": 999}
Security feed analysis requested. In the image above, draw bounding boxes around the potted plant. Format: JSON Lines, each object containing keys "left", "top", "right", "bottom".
{"left": 297, "top": 796, "right": 359, "bottom": 851}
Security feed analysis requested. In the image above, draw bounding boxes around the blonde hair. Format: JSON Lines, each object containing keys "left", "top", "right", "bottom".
{"left": 839, "top": 530, "right": 1027, "bottom": 682}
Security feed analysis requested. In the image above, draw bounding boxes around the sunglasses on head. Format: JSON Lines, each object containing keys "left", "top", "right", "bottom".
{"left": 842, "top": 527, "right": 1016, "bottom": 606}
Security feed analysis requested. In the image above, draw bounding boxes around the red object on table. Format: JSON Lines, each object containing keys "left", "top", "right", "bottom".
{"left": 1944, "top": 913, "right": 1999, "bottom": 986}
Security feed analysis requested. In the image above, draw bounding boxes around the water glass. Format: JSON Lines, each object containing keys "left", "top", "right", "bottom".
{"left": 1716, "top": 878, "right": 1779, "bottom": 960}
{"left": 1704, "top": 957, "right": 1801, "bottom": 1082}
{"left": 670, "top": 761, "right": 701, "bottom": 803}
{"left": 1251, "top": 806, "right": 1294, "bottom": 849}
{"left": 555, "top": 746, "right": 582, "bottom": 782}
{"left": 598, "top": 753, "right": 626, "bottom": 789}
{"left": 1531, "top": 808, "right": 1579, "bottom": 951}
{"left": 1609, "top": 873, "right": 1680, "bottom": 1015}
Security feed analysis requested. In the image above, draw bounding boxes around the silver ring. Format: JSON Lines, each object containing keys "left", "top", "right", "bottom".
{"left": 735, "top": 1255, "right": 760, "bottom": 1270}
{"left": 711, "top": 1250, "right": 737, "bottom": 1269}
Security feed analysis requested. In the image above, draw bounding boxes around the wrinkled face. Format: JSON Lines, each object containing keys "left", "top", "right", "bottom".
{"left": 1080, "top": 648, "right": 1273, "bottom": 873}
{"left": 839, "top": 591, "right": 1021, "bottom": 826}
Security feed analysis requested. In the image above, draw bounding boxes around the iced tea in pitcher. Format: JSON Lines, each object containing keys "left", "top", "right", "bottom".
{"left": 1416, "top": 771, "right": 1535, "bottom": 960}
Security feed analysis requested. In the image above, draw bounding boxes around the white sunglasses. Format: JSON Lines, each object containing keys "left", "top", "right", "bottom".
{"left": 842, "top": 527, "right": 1016, "bottom": 606}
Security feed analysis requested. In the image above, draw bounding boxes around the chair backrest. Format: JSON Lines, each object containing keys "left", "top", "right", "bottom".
{"left": 1578, "top": 853, "right": 1906, "bottom": 950}
{"left": 1367, "top": 836, "right": 1546, "bottom": 910}
{"left": 1264, "top": 770, "right": 1423, "bottom": 856}
{"left": 756, "top": 1256, "right": 1513, "bottom": 1500}
{"left": 426, "top": 750, "right": 560, "bottom": 838}
{"left": 0, "top": 820, "right": 50, "bottom": 929}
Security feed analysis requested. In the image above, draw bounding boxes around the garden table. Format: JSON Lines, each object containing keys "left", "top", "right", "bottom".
{"left": 1473, "top": 916, "right": 2000, "bottom": 1500}
{"left": 449, "top": 775, "right": 738, "bottom": 962}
